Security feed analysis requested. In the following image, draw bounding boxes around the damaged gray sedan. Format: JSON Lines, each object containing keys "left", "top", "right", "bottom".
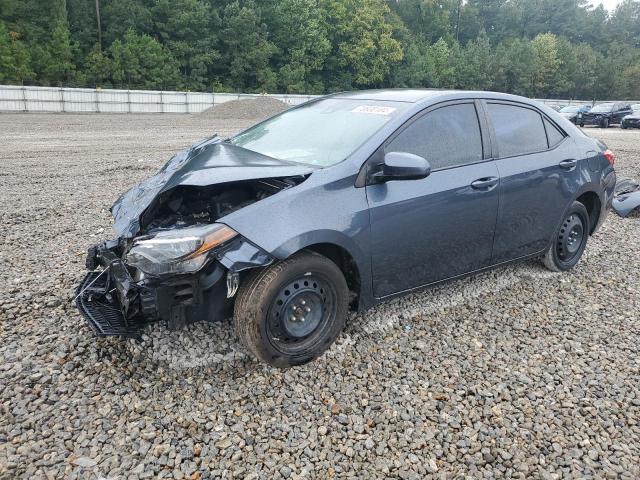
{"left": 77, "top": 90, "right": 616, "bottom": 367}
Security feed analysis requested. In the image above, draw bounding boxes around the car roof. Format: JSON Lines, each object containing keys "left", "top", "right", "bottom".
{"left": 331, "top": 89, "right": 532, "bottom": 104}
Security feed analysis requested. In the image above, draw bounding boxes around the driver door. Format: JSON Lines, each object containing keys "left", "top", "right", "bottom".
{"left": 366, "top": 101, "right": 499, "bottom": 298}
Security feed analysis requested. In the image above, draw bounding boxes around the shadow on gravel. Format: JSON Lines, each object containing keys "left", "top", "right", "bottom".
{"left": 101, "top": 259, "right": 555, "bottom": 375}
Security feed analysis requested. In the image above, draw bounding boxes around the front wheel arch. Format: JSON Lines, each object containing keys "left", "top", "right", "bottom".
{"left": 300, "top": 243, "right": 361, "bottom": 311}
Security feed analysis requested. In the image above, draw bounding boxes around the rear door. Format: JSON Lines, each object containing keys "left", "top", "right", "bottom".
{"left": 614, "top": 104, "right": 632, "bottom": 123}
{"left": 485, "top": 101, "right": 582, "bottom": 263}
{"left": 367, "top": 101, "right": 499, "bottom": 298}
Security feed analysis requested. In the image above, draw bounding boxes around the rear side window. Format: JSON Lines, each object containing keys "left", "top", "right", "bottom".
{"left": 487, "top": 103, "right": 548, "bottom": 157}
{"left": 544, "top": 118, "right": 565, "bottom": 148}
{"left": 386, "top": 103, "right": 483, "bottom": 170}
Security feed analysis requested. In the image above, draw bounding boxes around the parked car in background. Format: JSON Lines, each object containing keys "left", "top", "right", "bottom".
{"left": 560, "top": 105, "right": 590, "bottom": 124}
{"left": 580, "top": 102, "right": 633, "bottom": 128}
{"left": 75, "top": 90, "right": 617, "bottom": 367}
{"left": 621, "top": 104, "right": 640, "bottom": 129}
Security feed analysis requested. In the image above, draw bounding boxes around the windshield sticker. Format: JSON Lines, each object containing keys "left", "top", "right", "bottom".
{"left": 352, "top": 105, "right": 397, "bottom": 116}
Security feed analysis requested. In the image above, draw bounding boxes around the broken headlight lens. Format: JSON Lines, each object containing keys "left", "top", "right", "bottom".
{"left": 126, "top": 223, "right": 237, "bottom": 276}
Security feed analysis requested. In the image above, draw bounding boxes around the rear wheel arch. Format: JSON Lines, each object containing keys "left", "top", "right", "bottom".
{"left": 575, "top": 191, "right": 602, "bottom": 235}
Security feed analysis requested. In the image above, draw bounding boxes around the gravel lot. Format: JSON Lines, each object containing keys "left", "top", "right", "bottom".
{"left": 1, "top": 112, "right": 639, "bottom": 479}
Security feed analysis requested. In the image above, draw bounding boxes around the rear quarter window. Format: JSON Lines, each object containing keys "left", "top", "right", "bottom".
{"left": 487, "top": 103, "right": 548, "bottom": 157}
{"left": 544, "top": 118, "right": 566, "bottom": 148}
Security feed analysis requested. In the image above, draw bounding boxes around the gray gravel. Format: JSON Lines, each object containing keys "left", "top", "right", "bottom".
{"left": 1, "top": 114, "right": 639, "bottom": 479}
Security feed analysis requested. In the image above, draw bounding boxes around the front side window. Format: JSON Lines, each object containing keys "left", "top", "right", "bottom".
{"left": 487, "top": 103, "right": 548, "bottom": 157}
{"left": 231, "top": 98, "right": 410, "bottom": 167}
{"left": 385, "top": 103, "right": 483, "bottom": 170}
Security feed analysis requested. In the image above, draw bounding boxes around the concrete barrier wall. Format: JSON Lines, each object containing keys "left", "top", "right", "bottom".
{"left": 0, "top": 85, "right": 318, "bottom": 113}
{"left": 0, "top": 85, "right": 637, "bottom": 113}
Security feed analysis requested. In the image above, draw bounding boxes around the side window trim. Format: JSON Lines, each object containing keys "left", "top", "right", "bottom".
{"left": 382, "top": 100, "right": 487, "bottom": 173}
{"left": 482, "top": 99, "right": 566, "bottom": 159}
{"left": 356, "top": 98, "right": 491, "bottom": 187}
{"left": 542, "top": 116, "right": 568, "bottom": 150}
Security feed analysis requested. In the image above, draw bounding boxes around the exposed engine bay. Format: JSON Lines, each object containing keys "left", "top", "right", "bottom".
{"left": 141, "top": 177, "right": 306, "bottom": 233}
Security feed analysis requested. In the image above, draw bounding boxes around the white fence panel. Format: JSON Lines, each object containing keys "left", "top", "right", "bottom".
{"left": 0, "top": 85, "right": 634, "bottom": 114}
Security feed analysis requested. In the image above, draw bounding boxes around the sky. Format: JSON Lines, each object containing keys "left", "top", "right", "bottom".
{"left": 590, "top": 0, "right": 623, "bottom": 11}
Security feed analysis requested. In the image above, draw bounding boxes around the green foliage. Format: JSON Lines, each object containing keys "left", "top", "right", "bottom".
{"left": 0, "top": 21, "right": 33, "bottom": 83}
{"left": 107, "top": 29, "right": 181, "bottom": 90}
{"left": 322, "top": 0, "right": 403, "bottom": 89}
{"left": 0, "top": 0, "right": 639, "bottom": 98}
{"left": 218, "top": 1, "right": 277, "bottom": 92}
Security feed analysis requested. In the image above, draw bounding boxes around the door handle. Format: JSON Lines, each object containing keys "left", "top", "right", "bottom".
{"left": 471, "top": 177, "right": 499, "bottom": 190}
{"left": 559, "top": 159, "right": 577, "bottom": 170}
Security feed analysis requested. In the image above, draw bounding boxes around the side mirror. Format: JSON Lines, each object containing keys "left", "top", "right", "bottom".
{"left": 372, "top": 152, "right": 431, "bottom": 183}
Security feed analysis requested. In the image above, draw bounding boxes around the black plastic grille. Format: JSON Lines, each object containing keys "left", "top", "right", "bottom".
{"left": 75, "top": 271, "right": 139, "bottom": 337}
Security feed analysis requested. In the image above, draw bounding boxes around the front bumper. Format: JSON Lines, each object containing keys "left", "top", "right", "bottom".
{"left": 75, "top": 240, "right": 232, "bottom": 336}
{"left": 580, "top": 116, "right": 608, "bottom": 126}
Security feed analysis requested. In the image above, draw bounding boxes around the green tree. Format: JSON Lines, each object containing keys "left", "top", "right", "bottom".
{"left": 531, "top": 33, "right": 562, "bottom": 97}
{"left": 493, "top": 38, "right": 536, "bottom": 96}
{"left": 263, "top": 0, "right": 331, "bottom": 94}
{"left": 152, "top": 0, "right": 221, "bottom": 91}
{"left": 108, "top": 29, "right": 181, "bottom": 89}
{"left": 102, "top": 0, "right": 154, "bottom": 46}
{"left": 0, "top": 21, "right": 33, "bottom": 83}
{"left": 217, "top": 1, "right": 277, "bottom": 92}
{"left": 423, "top": 38, "right": 457, "bottom": 88}
{"left": 388, "top": 0, "right": 457, "bottom": 43}
{"left": 321, "top": 0, "right": 403, "bottom": 89}
{"left": 608, "top": 0, "right": 640, "bottom": 47}
{"left": 42, "top": 22, "right": 76, "bottom": 85}
{"left": 457, "top": 33, "right": 493, "bottom": 90}
{"left": 83, "top": 45, "right": 114, "bottom": 87}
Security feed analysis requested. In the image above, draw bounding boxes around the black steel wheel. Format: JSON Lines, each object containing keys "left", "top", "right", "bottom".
{"left": 233, "top": 251, "right": 349, "bottom": 368}
{"left": 543, "top": 201, "right": 590, "bottom": 272}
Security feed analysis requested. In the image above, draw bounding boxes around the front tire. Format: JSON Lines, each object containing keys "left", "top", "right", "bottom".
{"left": 601, "top": 118, "right": 610, "bottom": 128}
{"left": 233, "top": 251, "right": 349, "bottom": 368}
{"left": 543, "top": 201, "right": 590, "bottom": 272}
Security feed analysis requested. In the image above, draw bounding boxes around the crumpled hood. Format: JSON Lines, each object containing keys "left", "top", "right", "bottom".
{"left": 111, "top": 136, "right": 314, "bottom": 237}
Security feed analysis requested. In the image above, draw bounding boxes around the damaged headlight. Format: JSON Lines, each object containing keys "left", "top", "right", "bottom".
{"left": 126, "top": 223, "right": 237, "bottom": 276}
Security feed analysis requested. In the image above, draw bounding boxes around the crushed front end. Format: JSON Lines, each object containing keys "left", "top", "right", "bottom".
{"left": 74, "top": 136, "right": 311, "bottom": 337}
{"left": 76, "top": 231, "right": 274, "bottom": 337}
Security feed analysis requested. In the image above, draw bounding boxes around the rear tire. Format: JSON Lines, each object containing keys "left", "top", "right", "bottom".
{"left": 233, "top": 251, "right": 349, "bottom": 368}
{"left": 579, "top": 123, "right": 585, "bottom": 128}
{"left": 543, "top": 201, "right": 590, "bottom": 272}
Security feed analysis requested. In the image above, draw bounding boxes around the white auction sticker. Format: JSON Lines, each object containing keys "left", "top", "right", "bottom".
{"left": 352, "top": 105, "right": 397, "bottom": 116}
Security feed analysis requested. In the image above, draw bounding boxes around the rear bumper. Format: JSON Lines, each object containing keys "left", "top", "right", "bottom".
{"left": 593, "top": 170, "right": 616, "bottom": 233}
{"left": 75, "top": 241, "right": 232, "bottom": 336}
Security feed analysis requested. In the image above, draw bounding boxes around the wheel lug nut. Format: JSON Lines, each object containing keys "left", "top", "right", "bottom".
{"left": 305, "top": 306, "right": 311, "bottom": 313}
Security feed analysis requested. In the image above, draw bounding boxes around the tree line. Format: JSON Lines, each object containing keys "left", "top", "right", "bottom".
{"left": 1, "top": 0, "right": 639, "bottom": 100}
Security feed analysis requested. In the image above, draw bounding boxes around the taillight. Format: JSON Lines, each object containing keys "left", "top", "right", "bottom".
{"left": 604, "top": 149, "right": 615, "bottom": 166}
